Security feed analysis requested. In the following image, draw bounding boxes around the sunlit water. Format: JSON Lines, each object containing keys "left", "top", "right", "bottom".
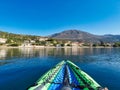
{"left": 0, "top": 47, "right": 120, "bottom": 90}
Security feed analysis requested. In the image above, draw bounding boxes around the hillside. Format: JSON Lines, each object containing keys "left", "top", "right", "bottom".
{"left": 1, "top": 30, "right": 120, "bottom": 44}
{"left": 50, "top": 30, "right": 120, "bottom": 43}
{"left": 0, "top": 31, "right": 41, "bottom": 44}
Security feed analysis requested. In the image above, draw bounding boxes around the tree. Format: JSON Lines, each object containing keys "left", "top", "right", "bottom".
{"left": 92, "top": 44, "right": 97, "bottom": 47}
{"left": 113, "top": 42, "right": 120, "bottom": 47}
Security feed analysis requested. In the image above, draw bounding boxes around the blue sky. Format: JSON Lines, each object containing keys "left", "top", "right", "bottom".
{"left": 0, "top": 0, "right": 120, "bottom": 36}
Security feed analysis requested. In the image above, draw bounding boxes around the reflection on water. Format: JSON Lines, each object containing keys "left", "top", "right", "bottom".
{"left": 0, "top": 47, "right": 118, "bottom": 66}
{"left": 0, "top": 47, "right": 120, "bottom": 90}
{"left": 0, "top": 47, "right": 115, "bottom": 60}
{"left": 0, "top": 49, "right": 7, "bottom": 59}
{"left": 0, "top": 47, "right": 119, "bottom": 68}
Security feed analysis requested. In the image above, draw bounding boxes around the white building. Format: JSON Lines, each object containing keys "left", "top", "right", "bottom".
{"left": 39, "top": 37, "right": 48, "bottom": 41}
{"left": 0, "top": 38, "right": 7, "bottom": 43}
{"left": 21, "top": 40, "right": 32, "bottom": 47}
{"left": 71, "top": 42, "right": 79, "bottom": 47}
{"left": 30, "top": 40, "right": 36, "bottom": 43}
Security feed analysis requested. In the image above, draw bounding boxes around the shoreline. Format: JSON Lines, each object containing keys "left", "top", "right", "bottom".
{"left": 0, "top": 45, "right": 116, "bottom": 49}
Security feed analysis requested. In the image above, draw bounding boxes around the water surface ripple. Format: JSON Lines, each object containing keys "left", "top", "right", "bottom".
{"left": 0, "top": 48, "right": 120, "bottom": 90}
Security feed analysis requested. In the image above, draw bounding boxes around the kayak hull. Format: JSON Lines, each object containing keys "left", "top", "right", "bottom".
{"left": 28, "top": 60, "right": 102, "bottom": 90}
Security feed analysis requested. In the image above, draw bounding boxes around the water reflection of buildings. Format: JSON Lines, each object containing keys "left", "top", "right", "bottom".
{"left": 39, "top": 48, "right": 47, "bottom": 57}
{"left": 45, "top": 48, "right": 64, "bottom": 56}
{"left": 19, "top": 48, "right": 113, "bottom": 58}
{"left": 0, "top": 48, "right": 95, "bottom": 59}
{"left": 64, "top": 48, "right": 85, "bottom": 55}
{"left": 20, "top": 48, "right": 34, "bottom": 57}
{"left": 0, "top": 48, "right": 114, "bottom": 60}
{"left": 71, "top": 47, "right": 78, "bottom": 55}
{"left": 0, "top": 49, "right": 7, "bottom": 59}
{"left": 64, "top": 48, "right": 72, "bottom": 55}
{"left": 44, "top": 48, "right": 85, "bottom": 56}
{"left": 64, "top": 48, "right": 95, "bottom": 56}
{"left": 20, "top": 48, "right": 50, "bottom": 57}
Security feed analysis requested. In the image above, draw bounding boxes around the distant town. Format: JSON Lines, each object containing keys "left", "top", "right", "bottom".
{"left": 0, "top": 30, "right": 120, "bottom": 48}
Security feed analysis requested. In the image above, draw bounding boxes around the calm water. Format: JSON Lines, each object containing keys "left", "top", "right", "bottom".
{"left": 0, "top": 48, "right": 120, "bottom": 90}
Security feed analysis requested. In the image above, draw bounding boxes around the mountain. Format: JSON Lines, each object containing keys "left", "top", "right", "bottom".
{"left": 1, "top": 30, "right": 120, "bottom": 43}
{"left": 50, "top": 30, "right": 120, "bottom": 43}
{"left": 103, "top": 35, "right": 120, "bottom": 42}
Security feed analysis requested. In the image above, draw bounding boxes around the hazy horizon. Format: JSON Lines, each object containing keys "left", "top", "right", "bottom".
{"left": 0, "top": 0, "right": 120, "bottom": 36}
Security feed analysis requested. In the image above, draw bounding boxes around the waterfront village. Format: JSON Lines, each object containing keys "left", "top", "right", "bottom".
{"left": 0, "top": 37, "right": 120, "bottom": 48}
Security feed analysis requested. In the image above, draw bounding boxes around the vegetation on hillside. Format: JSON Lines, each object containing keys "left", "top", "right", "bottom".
{"left": 0, "top": 31, "right": 41, "bottom": 45}
{"left": 1, "top": 30, "right": 120, "bottom": 47}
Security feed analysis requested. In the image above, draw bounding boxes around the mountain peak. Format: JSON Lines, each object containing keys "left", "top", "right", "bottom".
{"left": 50, "top": 29, "right": 120, "bottom": 43}
{"left": 60, "top": 29, "right": 89, "bottom": 34}
{"left": 50, "top": 29, "right": 99, "bottom": 42}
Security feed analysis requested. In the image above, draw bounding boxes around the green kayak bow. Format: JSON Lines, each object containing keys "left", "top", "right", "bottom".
{"left": 28, "top": 60, "right": 108, "bottom": 90}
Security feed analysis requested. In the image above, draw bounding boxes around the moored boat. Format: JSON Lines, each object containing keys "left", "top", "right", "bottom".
{"left": 28, "top": 60, "right": 108, "bottom": 90}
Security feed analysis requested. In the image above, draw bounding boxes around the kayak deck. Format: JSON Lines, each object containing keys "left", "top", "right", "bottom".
{"left": 28, "top": 60, "right": 103, "bottom": 90}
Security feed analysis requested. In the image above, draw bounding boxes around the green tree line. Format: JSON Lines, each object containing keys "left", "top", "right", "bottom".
{"left": 0, "top": 31, "right": 41, "bottom": 45}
